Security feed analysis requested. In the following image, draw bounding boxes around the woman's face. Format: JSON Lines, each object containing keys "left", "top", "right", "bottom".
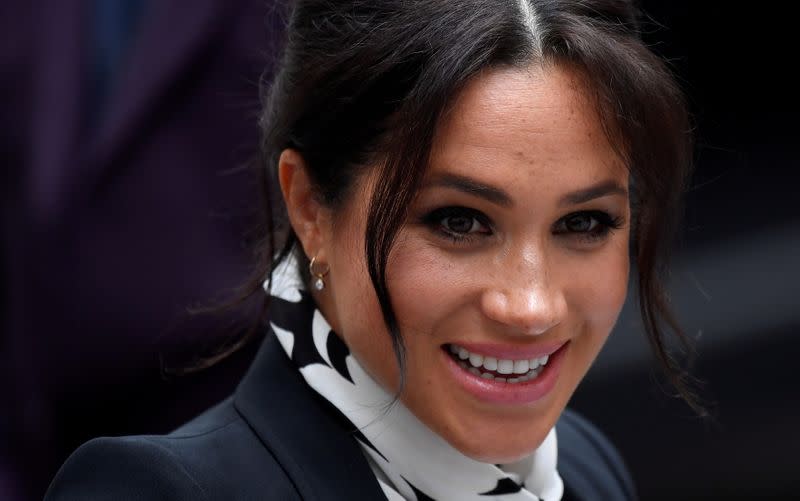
{"left": 306, "top": 64, "right": 630, "bottom": 463}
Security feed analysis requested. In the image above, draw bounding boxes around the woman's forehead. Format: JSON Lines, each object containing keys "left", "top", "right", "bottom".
{"left": 437, "top": 65, "right": 598, "bottom": 145}
{"left": 427, "top": 65, "right": 627, "bottom": 197}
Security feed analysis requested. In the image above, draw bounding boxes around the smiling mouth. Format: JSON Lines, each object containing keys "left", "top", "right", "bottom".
{"left": 443, "top": 344, "right": 552, "bottom": 384}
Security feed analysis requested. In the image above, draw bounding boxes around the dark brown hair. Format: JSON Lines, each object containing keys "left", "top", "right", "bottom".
{"left": 235, "top": 0, "right": 701, "bottom": 413}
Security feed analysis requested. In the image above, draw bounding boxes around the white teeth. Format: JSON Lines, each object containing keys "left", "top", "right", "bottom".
{"left": 449, "top": 344, "right": 552, "bottom": 382}
{"left": 469, "top": 353, "right": 484, "bottom": 368}
{"left": 496, "top": 359, "right": 514, "bottom": 375}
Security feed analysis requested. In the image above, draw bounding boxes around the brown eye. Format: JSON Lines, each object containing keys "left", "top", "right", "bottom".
{"left": 563, "top": 213, "right": 598, "bottom": 233}
{"left": 442, "top": 215, "right": 479, "bottom": 234}
{"left": 422, "top": 206, "right": 493, "bottom": 243}
{"left": 553, "top": 210, "right": 623, "bottom": 243}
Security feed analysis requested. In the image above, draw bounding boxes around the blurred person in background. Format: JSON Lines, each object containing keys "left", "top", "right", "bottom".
{"left": 0, "top": 1, "right": 282, "bottom": 499}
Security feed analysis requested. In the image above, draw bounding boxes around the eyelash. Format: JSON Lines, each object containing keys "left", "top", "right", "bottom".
{"left": 553, "top": 210, "right": 625, "bottom": 243}
{"left": 420, "top": 206, "right": 624, "bottom": 245}
{"left": 421, "top": 206, "right": 492, "bottom": 243}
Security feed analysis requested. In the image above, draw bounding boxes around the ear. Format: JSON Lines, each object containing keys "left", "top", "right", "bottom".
{"left": 278, "top": 149, "right": 328, "bottom": 260}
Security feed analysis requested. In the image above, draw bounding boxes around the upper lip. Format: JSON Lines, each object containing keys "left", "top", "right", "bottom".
{"left": 446, "top": 340, "right": 569, "bottom": 360}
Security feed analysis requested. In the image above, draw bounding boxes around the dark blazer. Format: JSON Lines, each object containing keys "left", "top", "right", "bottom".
{"left": 45, "top": 334, "right": 638, "bottom": 500}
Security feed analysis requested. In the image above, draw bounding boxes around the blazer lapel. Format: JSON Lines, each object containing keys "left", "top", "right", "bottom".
{"left": 234, "top": 335, "right": 386, "bottom": 501}
{"left": 85, "top": 0, "right": 227, "bottom": 174}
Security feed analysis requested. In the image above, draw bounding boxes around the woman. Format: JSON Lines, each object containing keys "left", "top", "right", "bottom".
{"left": 46, "top": 0, "right": 697, "bottom": 499}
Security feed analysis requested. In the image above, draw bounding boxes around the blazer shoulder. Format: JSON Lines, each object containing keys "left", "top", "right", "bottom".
{"left": 46, "top": 399, "right": 302, "bottom": 500}
{"left": 556, "top": 409, "right": 637, "bottom": 501}
{"left": 44, "top": 435, "right": 208, "bottom": 501}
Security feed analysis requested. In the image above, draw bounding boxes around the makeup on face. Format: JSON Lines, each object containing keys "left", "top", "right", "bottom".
{"left": 315, "top": 64, "right": 631, "bottom": 462}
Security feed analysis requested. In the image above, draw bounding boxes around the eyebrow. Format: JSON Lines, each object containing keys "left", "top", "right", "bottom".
{"left": 558, "top": 180, "right": 628, "bottom": 206}
{"left": 428, "top": 173, "right": 513, "bottom": 207}
{"left": 427, "top": 173, "right": 628, "bottom": 207}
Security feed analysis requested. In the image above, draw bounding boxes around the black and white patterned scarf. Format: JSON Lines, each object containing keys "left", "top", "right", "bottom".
{"left": 265, "top": 257, "right": 564, "bottom": 501}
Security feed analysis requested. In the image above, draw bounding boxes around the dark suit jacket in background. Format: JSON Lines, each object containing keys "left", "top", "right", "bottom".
{"left": 0, "top": 1, "right": 283, "bottom": 499}
{"left": 45, "top": 335, "right": 638, "bottom": 500}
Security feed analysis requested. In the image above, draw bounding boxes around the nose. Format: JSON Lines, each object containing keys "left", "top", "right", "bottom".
{"left": 480, "top": 261, "right": 567, "bottom": 336}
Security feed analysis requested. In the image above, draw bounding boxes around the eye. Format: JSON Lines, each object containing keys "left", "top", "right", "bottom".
{"left": 442, "top": 214, "right": 482, "bottom": 234}
{"left": 421, "top": 206, "right": 492, "bottom": 242}
{"left": 563, "top": 213, "right": 599, "bottom": 233}
{"left": 554, "top": 210, "right": 624, "bottom": 242}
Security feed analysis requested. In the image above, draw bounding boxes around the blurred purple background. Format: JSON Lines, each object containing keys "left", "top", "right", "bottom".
{"left": 1, "top": 1, "right": 281, "bottom": 498}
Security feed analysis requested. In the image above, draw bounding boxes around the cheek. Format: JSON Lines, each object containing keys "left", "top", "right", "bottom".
{"left": 386, "top": 241, "right": 460, "bottom": 333}
{"left": 325, "top": 220, "right": 402, "bottom": 388}
{"left": 340, "top": 239, "right": 466, "bottom": 392}
{"left": 569, "top": 241, "right": 630, "bottom": 338}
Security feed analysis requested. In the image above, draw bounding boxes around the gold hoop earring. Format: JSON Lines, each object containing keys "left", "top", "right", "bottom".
{"left": 309, "top": 254, "right": 330, "bottom": 291}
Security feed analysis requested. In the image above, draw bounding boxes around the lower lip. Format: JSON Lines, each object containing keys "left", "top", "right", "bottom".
{"left": 442, "top": 342, "right": 568, "bottom": 405}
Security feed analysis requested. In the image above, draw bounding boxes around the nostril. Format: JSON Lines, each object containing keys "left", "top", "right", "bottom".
{"left": 480, "top": 289, "right": 509, "bottom": 322}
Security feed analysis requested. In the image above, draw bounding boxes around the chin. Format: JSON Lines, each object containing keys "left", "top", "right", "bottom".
{"left": 455, "top": 440, "right": 542, "bottom": 464}
{"left": 445, "top": 423, "right": 551, "bottom": 464}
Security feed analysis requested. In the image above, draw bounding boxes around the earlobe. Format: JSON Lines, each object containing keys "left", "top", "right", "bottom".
{"left": 278, "top": 149, "right": 325, "bottom": 258}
